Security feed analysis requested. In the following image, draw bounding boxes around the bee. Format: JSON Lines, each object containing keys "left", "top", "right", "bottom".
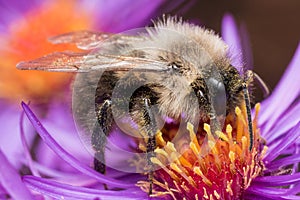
{"left": 17, "top": 17, "right": 268, "bottom": 194}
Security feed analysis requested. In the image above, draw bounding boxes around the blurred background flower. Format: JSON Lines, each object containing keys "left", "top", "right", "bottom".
{"left": 0, "top": 0, "right": 90, "bottom": 102}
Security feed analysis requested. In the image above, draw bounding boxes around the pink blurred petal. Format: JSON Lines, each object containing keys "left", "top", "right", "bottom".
{"left": 221, "top": 13, "right": 243, "bottom": 71}
{"left": 84, "top": 0, "right": 194, "bottom": 32}
{"left": 0, "top": 0, "right": 41, "bottom": 32}
{"left": 0, "top": 102, "right": 35, "bottom": 168}
{"left": 240, "top": 22, "right": 254, "bottom": 70}
{"left": 83, "top": 0, "right": 162, "bottom": 32}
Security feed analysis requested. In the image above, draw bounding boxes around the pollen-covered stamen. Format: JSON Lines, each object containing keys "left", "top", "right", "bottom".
{"left": 137, "top": 103, "right": 266, "bottom": 199}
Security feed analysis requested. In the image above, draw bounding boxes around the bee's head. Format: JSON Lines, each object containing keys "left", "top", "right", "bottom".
{"left": 189, "top": 65, "right": 245, "bottom": 119}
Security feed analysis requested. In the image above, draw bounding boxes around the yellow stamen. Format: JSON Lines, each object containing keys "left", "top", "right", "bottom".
{"left": 235, "top": 107, "right": 243, "bottom": 143}
{"left": 156, "top": 130, "right": 167, "bottom": 147}
{"left": 204, "top": 123, "right": 215, "bottom": 143}
{"left": 193, "top": 167, "right": 212, "bottom": 186}
{"left": 170, "top": 163, "right": 182, "bottom": 174}
{"left": 216, "top": 131, "right": 229, "bottom": 142}
{"left": 229, "top": 151, "right": 235, "bottom": 163}
{"left": 188, "top": 122, "right": 201, "bottom": 151}
{"left": 154, "top": 148, "right": 169, "bottom": 158}
{"left": 165, "top": 142, "right": 177, "bottom": 154}
{"left": 137, "top": 104, "right": 266, "bottom": 199}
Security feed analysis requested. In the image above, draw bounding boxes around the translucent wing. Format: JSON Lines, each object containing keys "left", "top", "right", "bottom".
{"left": 16, "top": 51, "right": 167, "bottom": 72}
{"left": 17, "top": 30, "right": 167, "bottom": 72}
{"left": 48, "top": 30, "right": 144, "bottom": 50}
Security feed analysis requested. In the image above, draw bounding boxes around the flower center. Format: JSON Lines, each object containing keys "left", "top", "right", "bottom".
{"left": 137, "top": 104, "right": 267, "bottom": 200}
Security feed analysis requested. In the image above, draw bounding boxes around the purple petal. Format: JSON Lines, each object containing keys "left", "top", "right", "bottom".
{"left": 291, "top": 144, "right": 300, "bottom": 174}
{"left": 23, "top": 175, "right": 146, "bottom": 200}
{"left": 21, "top": 102, "right": 133, "bottom": 188}
{"left": 259, "top": 43, "right": 300, "bottom": 133}
{"left": 0, "top": 149, "right": 34, "bottom": 200}
{"left": 265, "top": 153, "right": 300, "bottom": 172}
{"left": 35, "top": 103, "right": 91, "bottom": 171}
{"left": 264, "top": 101, "right": 300, "bottom": 143}
{"left": 221, "top": 13, "right": 243, "bottom": 71}
{"left": 239, "top": 22, "right": 253, "bottom": 70}
{"left": 19, "top": 158, "right": 89, "bottom": 179}
{"left": 287, "top": 183, "right": 300, "bottom": 195}
{"left": 253, "top": 173, "right": 300, "bottom": 187}
{"left": 264, "top": 122, "right": 300, "bottom": 162}
{"left": 246, "top": 186, "right": 300, "bottom": 200}
{"left": 20, "top": 110, "right": 40, "bottom": 177}
{"left": 0, "top": 102, "right": 35, "bottom": 168}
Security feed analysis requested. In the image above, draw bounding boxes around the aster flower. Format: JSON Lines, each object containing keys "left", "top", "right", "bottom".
{"left": 1, "top": 12, "right": 300, "bottom": 200}
{"left": 13, "top": 46, "right": 300, "bottom": 199}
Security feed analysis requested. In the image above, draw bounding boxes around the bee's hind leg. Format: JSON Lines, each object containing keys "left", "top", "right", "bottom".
{"left": 91, "top": 99, "right": 113, "bottom": 188}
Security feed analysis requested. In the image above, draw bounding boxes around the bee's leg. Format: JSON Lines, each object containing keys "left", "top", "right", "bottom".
{"left": 142, "top": 98, "right": 157, "bottom": 195}
{"left": 91, "top": 99, "right": 112, "bottom": 179}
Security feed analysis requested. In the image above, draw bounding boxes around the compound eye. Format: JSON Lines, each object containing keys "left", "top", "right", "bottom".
{"left": 207, "top": 77, "right": 226, "bottom": 116}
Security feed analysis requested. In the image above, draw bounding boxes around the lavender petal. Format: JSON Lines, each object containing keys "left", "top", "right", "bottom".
{"left": 0, "top": 149, "right": 34, "bottom": 200}
{"left": 264, "top": 101, "right": 300, "bottom": 143}
{"left": 21, "top": 102, "right": 133, "bottom": 188}
{"left": 0, "top": 102, "right": 35, "bottom": 168}
{"left": 246, "top": 186, "right": 299, "bottom": 200}
{"left": 253, "top": 172, "right": 300, "bottom": 187}
{"left": 239, "top": 22, "right": 253, "bottom": 70}
{"left": 265, "top": 153, "right": 300, "bottom": 172}
{"left": 20, "top": 110, "right": 40, "bottom": 177}
{"left": 264, "top": 121, "right": 300, "bottom": 162}
{"left": 23, "top": 175, "right": 146, "bottom": 200}
{"left": 221, "top": 13, "right": 243, "bottom": 71}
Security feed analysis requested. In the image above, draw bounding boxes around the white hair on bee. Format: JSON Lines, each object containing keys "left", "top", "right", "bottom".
{"left": 137, "top": 16, "right": 231, "bottom": 69}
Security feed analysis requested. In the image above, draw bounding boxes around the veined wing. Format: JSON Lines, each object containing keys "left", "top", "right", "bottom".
{"left": 48, "top": 30, "right": 145, "bottom": 50}
{"left": 16, "top": 51, "right": 168, "bottom": 72}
